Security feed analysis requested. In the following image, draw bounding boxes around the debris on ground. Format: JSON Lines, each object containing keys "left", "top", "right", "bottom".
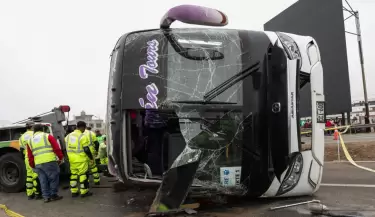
{"left": 145, "top": 208, "right": 198, "bottom": 217}
{"left": 308, "top": 203, "right": 364, "bottom": 217}
{"left": 269, "top": 199, "right": 321, "bottom": 211}
{"left": 127, "top": 198, "right": 136, "bottom": 205}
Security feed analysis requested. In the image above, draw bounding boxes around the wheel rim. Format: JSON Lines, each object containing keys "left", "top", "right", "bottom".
{"left": 0, "top": 161, "right": 20, "bottom": 186}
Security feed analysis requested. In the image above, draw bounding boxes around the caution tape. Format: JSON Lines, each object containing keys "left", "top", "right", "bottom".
{"left": 301, "top": 125, "right": 351, "bottom": 135}
{"left": 0, "top": 204, "right": 24, "bottom": 217}
{"left": 339, "top": 134, "right": 375, "bottom": 173}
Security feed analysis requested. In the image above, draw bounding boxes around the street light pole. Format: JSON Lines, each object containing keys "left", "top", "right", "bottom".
{"left": 354, "top": 11, "right": 370, "bottom": 126}
{"left": 344, "top": 0, "right": 370, "bottom": 129}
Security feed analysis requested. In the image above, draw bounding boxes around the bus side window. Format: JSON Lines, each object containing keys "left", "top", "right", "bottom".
{"left": 0, "top": 129, "right": 11, "bottom": 142}
{"left": 10, "top": 127, "right": 26, "bottom": 140}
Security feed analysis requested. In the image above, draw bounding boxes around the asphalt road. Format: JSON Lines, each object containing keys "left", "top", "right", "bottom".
{"left": 1, "top": 162, "right": 375, "bottom": 217}
{"left": 301, "top": 132, "right": 375, "bottom": 145}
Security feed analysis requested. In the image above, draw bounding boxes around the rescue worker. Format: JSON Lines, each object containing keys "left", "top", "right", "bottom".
{"left": 98, "top": 136, "right": 108, "bottom": 165}
{"left": 19, "top": 121, "right": 42, "bottom": 200}
{"left": 84, "top": 126, "right": 100, "bottom": 185}
{"left": 95, "top": 130, "right": 104, "bottom": 151}
{"left": 26, "top": 124, "right": 64, "bottom": 203}
{"left": 97, "top": 136, "right": 111, "bottom": 177}
{"left": 65, "top": 121, "right": 94, "bottom": 198}
{"left": 94, "top": 130, "right": 103, "bottom": 165}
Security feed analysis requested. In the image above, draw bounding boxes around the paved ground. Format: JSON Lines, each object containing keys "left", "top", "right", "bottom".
{"left": 301, "top": 132, "right": 375, "bottom": 145}
{"left": 1, "top": 162, "right": 375, "bottom": 217}
{"left": 327, "top": 133, "right": 375, "bottom": 144}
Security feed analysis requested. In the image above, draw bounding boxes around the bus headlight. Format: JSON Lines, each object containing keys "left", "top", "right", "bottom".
{"left": 277, "top": 153, "right": 303, "bottom": 195}
{"left": 276, "top": 32, "right": 301, "bottom": 61}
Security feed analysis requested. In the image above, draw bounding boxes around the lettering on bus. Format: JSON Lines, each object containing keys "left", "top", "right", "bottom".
{"left": 138, "top": 39, "right": 160, "bottom": 109}
{"left": 139, "top": 39, "right": 160, "bottom": 79}
{"left": 138, "top": 83, "right": 159, "bottom": 109}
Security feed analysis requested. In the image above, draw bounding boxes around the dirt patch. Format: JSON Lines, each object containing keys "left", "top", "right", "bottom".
{"left": 325, "top": 141, "right": 375, "bottom": 161}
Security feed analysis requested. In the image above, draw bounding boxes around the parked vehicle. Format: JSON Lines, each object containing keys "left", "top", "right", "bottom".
{"left": 0, "top": 105, "right": 70, "bottom": 192}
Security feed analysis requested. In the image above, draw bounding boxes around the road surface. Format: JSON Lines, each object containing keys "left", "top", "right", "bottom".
{"left": 1, "top": 162, "right": 375, "bottom": 217}
{"left": 301, "top": 132, "right": 375, "bottom": 145}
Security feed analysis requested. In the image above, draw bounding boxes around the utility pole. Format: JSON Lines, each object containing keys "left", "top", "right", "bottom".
{"left": 344, "top": 0, "right": 370, "bottom": 130}
{"left": 354, "top": 11, "right": 370, "bottom": 126}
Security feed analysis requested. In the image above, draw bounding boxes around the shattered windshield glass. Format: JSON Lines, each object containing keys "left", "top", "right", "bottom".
{"left": 165, "top": 31, "right": 244, "bottom": 104}
{"left": 163, "top": 31, "right": 248, "bottom": 184}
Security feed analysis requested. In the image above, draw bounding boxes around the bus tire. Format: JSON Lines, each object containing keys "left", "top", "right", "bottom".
{"left": 0, "top": 153, "right": 26, "bottom": 193}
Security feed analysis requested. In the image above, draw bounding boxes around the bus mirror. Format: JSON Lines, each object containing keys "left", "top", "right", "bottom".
{"left": 160, "top": 4, "right": 228, "bottom": 29}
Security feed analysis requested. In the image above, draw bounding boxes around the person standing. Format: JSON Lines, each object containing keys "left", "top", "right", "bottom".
{"left": 26, "top": 124, "right": 64, "bottom": 203}
{"left": 65, "top": 121, "right": 94, "bottom": 198}
{"left": 95, "top": 130, "right": 103, "bottom": 150}
{"left": 84, "top": 126, "right": 100, "bottom": 185}
{"left": 19, "top": 121, "right": 42, "bottom": 200}
{"left": 98, "top": 136, "right": 108, "bottom": 165}
{"left": 98, "top": 136, "right": 111, "bottom": 176}
{"left": 95, "top": 130, "right": 104, "bottom": 165}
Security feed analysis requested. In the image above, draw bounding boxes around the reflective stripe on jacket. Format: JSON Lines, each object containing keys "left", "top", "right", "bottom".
{"left": 65, "top": 130, "right": 90, "bottom": 163}
{"left": 84, "top": 130, "right": 97, "bottom": 156}
{"left": 28, "top": 132, "right": 56, "bottom": 165}
{"left": 19, "top": 130, "right": 34, "bottom": 156}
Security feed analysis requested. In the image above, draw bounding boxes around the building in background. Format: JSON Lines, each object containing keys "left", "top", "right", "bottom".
{"left": 69, "top": 111, "right": 105, "bottom": 133}
{"left": 351, "top": 100, "right": 375, "bottom": 124}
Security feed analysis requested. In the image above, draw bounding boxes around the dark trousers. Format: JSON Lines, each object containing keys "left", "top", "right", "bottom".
{"left": 34, "top": 161, "right": 60, "bottom": 199}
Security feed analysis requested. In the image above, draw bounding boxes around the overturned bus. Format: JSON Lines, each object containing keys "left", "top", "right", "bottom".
{"left": 105, "top": 4, "right": 325, "bottom": 212}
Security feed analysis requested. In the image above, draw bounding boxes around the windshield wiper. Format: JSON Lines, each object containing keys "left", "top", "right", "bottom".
{"left": 163, "top": 31, "right": 224, "bottom": 61}
{"left": 203, "top": 61, "right": 260, "bottom": 102}
{"left": 171, "top": 100, "right": 236, "bottom": 105}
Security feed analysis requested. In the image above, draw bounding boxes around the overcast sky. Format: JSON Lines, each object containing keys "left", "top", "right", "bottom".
{"left": 0, "top": 0, "right": 374, "bottom": 122}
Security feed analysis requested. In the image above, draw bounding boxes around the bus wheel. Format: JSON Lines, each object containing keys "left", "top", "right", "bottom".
{"left": 0, "top": 153, "right": 26, "bottom": 193}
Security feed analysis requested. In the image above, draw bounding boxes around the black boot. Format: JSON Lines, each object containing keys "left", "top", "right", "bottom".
{"left": 27, "top": 194, "right": 35, "bottom": 200}
{"left": 51, "top": 195, "right": 63, "bottom": 201}
{"left": 81, "top": 192, "right": 93, "bottom": 198}
{"left": 71, "top": 193, "right": 79, "bottom": 198}
{"left": 34, "top": 194, "right": 43, "bottom": 200}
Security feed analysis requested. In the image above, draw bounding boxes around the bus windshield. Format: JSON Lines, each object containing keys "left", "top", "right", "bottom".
{"left": 165, "top": 32, "right": 244, "bottom": 104}
{"left": 117, "top": 28, "right": 275, "bottom": 185}
{"left": 119, "top": 29, "right": 269, "bottom": 110}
